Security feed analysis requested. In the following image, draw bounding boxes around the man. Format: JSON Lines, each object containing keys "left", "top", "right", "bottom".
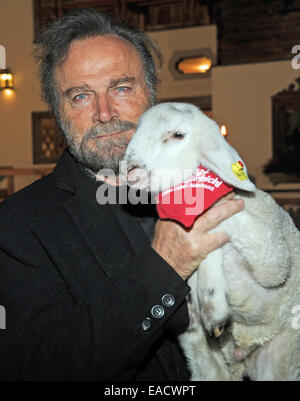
{"left": 0, "top": 10, "right": 244, "bottom": 380}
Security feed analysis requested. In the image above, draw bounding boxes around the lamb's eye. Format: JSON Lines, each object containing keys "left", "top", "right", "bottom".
{"left": 173, "top": 132, "right": 185, "bottom": 139}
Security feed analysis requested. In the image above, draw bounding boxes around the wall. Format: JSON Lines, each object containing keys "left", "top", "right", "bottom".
{"left": 0, "top": 0, "right": 47, "bottom": 190}
{"left": 150, "top": 25, "right": 217, "bottom": 100}
{"left": 212, "top": 61, "right": 300, "bottom": 192}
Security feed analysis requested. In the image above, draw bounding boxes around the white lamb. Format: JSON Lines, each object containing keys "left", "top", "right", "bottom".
{"left": 124, "top": 102, "right": 300, "bottom": 381}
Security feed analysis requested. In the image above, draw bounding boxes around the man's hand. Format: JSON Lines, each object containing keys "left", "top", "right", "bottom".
{"left": 152, "top": 195, "right": 245, "bottom": 280}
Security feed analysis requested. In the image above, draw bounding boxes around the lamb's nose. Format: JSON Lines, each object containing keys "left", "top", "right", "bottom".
{"left": 127, "top": 165, "right": 150, "bottom": 188}
{"left": 127, "top": 165, "right": 139, "bottom": 174}
{"left": 127, "top": 165, "right": 140, "bottom": 185}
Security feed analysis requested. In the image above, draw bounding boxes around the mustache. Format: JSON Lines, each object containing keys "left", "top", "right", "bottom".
{"left": 87, "top": 120, "right": 137, "bottom": 138}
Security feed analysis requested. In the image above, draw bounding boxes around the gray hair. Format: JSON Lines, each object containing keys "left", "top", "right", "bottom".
{"left": 34, "top": 9, "right": 162, "bottom": 121}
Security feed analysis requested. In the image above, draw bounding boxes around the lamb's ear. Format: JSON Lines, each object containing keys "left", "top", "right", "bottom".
{"left": 195, "top": 117, "right": 256, "bottom": 192}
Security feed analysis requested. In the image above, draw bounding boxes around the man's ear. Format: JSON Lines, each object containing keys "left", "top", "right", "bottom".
{"left": 195, "top": 117, "right": 256, "bottom": 192}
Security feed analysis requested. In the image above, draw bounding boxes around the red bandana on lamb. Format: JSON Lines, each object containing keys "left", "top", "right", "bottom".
{"left": 156, "top": 165, "right": 233, "bottom": 228}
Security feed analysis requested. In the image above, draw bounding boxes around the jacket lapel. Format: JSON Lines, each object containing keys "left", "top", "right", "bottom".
{"left": 52, "top": 150, "right": 143, "bottom": 280}
{"left": 63, "top": 191, "right": 136, "bottom": 280}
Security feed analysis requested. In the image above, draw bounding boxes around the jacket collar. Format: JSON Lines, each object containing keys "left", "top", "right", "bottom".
{"left": 53, "top": 148, "right": 94, "bottom": 195}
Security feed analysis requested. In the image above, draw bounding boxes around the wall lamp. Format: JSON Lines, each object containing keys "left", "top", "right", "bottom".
{"left": 169, "top": 48, "right": 216, "bottom": 81}
{"left": 0, "top": 69, "right": 14, "bottom": 91}
{"left": 177, "top": 56, "right": 212, "bottom": 74}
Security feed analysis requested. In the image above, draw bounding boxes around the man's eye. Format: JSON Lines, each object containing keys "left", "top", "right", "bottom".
{"left": 116, "top": 86, "right": 130, "bottom": 93}
{"left": 73, "top": 93, "right": 88, "bottom": 102}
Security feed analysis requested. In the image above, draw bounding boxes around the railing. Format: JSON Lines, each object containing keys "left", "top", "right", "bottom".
{"left": 0, "top": 167, "right": 53, "bottom": 199}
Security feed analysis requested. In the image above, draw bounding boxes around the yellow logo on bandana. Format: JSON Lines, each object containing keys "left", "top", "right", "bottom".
{"left": 232, "top": 161, "right": 248, "bottom": 181}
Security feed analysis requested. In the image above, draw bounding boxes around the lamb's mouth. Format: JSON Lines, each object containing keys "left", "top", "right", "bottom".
{"left": 127, "top": 166, "right": 149, "bottom": 189}
{"left": 127, "top": 165, "right": 138, "bottom": 174}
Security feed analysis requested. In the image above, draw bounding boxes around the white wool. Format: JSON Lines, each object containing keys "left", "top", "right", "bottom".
{"left": 124, "top": 102, "right": 300, "bottom": 381}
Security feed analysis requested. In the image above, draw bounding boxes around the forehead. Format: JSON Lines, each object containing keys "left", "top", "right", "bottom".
{"left": 142, "top": 105, "right": 194, "bottom": 127}
{"left": 56, "top": 35, "right": 145, "bottom": 87}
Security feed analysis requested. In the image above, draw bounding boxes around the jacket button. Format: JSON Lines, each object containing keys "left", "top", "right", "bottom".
{"left": 141, "top": 318, "right": 152, "bottom": 331}
{"left": 151, "top": 305, "right": 165, "bottom": 319}
{"left": 162, "top": 294, "right": 175, "bottom": 307}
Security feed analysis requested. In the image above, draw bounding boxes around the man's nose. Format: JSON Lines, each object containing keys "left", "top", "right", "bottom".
{"left": 93, "top": 95, "right": 119, "bottom": 123}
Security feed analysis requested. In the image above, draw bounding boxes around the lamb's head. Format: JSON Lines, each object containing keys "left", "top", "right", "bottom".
{"left": 125, "top": 102, "right": 201, "bottom": 193}
{"left": 124, "top": 102, "right": 256, "bottom": 193}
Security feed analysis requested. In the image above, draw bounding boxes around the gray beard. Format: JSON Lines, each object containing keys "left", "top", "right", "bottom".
{"left": 58, "top": 117, "right": 137, "bottom": 174}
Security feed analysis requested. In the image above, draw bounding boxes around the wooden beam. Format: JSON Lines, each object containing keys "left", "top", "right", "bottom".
{"left": 0, "top": 168, "right": 53, "bottom": 176}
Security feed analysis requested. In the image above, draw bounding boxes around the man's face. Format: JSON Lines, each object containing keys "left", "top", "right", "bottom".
{"left": 55, "top": 35, "right": 151, "bottom": 173}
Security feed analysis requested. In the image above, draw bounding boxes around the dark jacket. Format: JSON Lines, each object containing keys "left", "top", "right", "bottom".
{"left": 0, "top": 150, "right": 191, "bottom": 381}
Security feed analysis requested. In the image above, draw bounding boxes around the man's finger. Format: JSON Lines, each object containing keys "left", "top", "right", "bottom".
{"left": 194, "top": 198, "right": 245, "bottom": 233}
{"left": 220, "top": 191, "right": 235, "bottom": 202}
{"left": 202, "top": 232, "right": 231, "bottom": 254}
